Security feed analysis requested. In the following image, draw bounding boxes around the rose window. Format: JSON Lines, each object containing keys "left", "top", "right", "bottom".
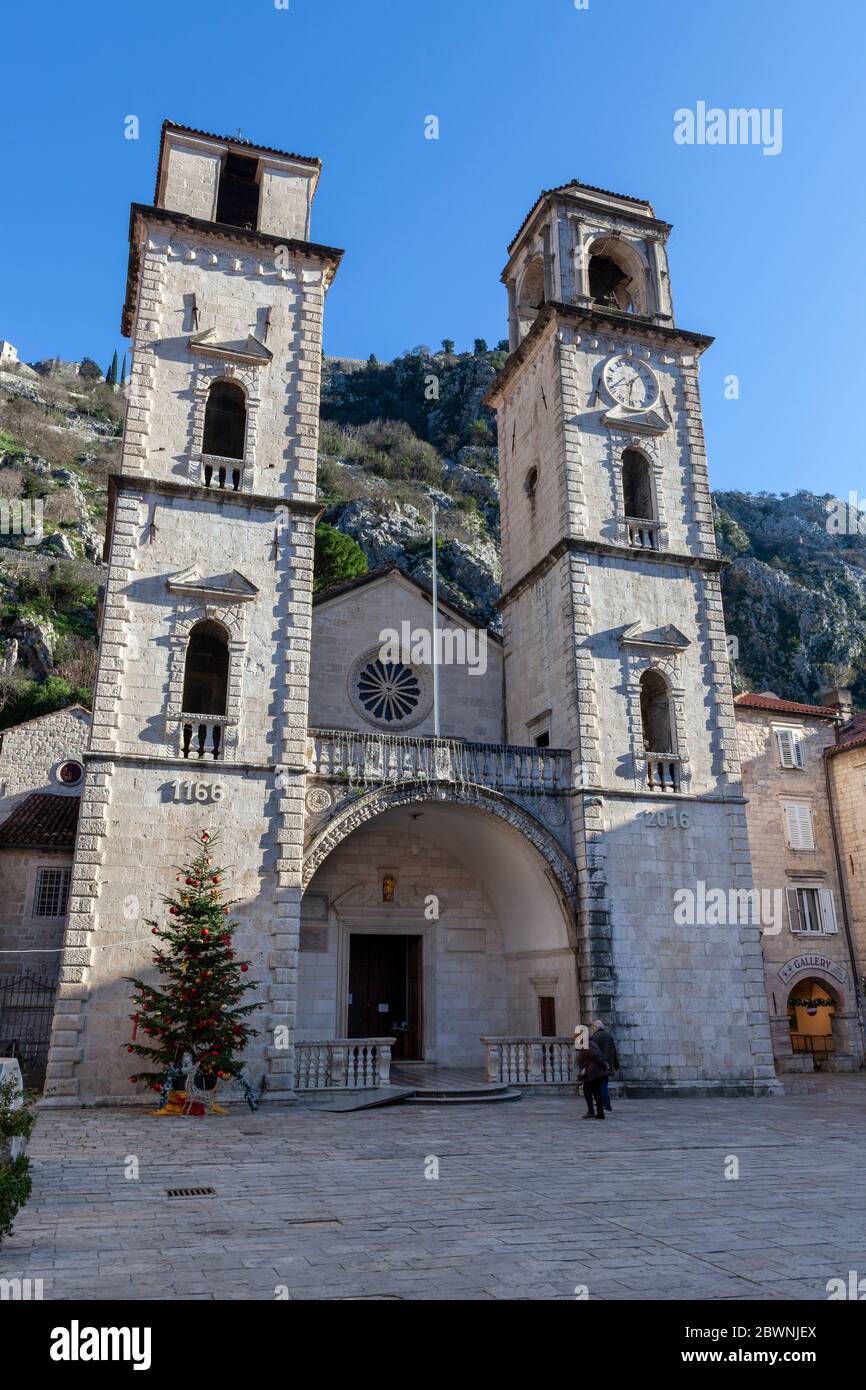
{"left": 355, "top": 659, "right": 421, "bottom": 724}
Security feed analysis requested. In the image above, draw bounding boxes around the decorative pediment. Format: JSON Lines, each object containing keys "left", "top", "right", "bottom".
{"left": 167, "top": 567, "right": 259, "bottom": 603}
{"left": 619, "top": 622, "right": 690, "bottom": 651}
{"left": 188, "top": 329, "right": 272, "bottom": 364}
{"left": 601, "top": 401, "right": 670, "bottom": 435}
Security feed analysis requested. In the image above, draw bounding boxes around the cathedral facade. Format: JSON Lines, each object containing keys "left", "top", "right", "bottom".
{"left": 40, "top": 124, "right": 782, "bottom": 1103}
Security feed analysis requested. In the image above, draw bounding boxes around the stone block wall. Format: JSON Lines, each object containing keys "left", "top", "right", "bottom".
{"left": 0, "top": 706, "right": 90, "bottom": 820}
{"left": 309, "top": 572, "right": 504, "bottom": 742}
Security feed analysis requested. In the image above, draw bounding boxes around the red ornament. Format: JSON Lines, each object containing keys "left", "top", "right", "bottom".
{"left": 130, "top": 1076, "right": 138, "bottom": 1084}
{"left": 213, "top": 876, "right": 222, "bottom": 885}
{"left": 241, "top": 964, "right": 249, "bottom": 973}
{"left": 185, "top": 877, "right": 195, "bottom": 886}
{"left": 127, "top": 1046, "right": 134, "bottom": 1053}
{"left": 151, "top": 927, "right": 158, "bottom": 935}
{"left": 201, "top": 929, "right": 209, "bottom": 937}
{"left": 202, "top": 832, "right": 210, "bottom": 842}
{"left": 169, "top": 907, "right": 179, "bottom": 916}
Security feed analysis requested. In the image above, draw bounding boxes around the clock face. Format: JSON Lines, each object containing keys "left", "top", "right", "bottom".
{"left": 603, "top": 355, "right": 659, "bottom": 411}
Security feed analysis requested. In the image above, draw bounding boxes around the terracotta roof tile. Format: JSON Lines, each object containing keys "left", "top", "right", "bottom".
{"left": 734, "top": 693, "right": 838, "bottom": 719}
{"left": 507, "top": 180, "right": 657, "bottom": 255}
{"left": 0, "top": 792, "right": 80, "bottom": 849}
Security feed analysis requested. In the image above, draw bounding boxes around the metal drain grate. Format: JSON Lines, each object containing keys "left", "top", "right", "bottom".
{"left": 166, "top": 1186, "right": 216, "bottom": 1198}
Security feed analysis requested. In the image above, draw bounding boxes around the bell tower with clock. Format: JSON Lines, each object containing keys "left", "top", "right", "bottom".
{"left": 486, "top": 180, "right": 779, "bottom": 1093}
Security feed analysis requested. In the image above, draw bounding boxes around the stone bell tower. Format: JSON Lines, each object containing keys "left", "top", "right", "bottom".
{"left": 44, "top": 121, "right": 342, "bottom": 1102}
{"left": 486, "top": 180, "right": 778, "bottom": 1093}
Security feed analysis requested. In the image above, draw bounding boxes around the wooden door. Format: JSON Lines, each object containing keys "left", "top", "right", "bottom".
{"left": 347, "top": 935, "right": 423, "bottom": 1060}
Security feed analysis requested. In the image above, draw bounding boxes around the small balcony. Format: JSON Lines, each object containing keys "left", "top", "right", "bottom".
{"left": 625, "top": 516, "right": 659, "bottom": 550}
{"left": 179, "top": 713, "right": 232, "bottom": 761}
{"left": 641, "top": 751, "right": 684, "bottom": 792}
{"left": 201, "top": 453, "right": 247, "bottom": 492}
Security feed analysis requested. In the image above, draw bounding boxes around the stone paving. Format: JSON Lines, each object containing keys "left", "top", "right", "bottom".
{"left": 3, "top": 1079, "right": 866, "bottom": 1301}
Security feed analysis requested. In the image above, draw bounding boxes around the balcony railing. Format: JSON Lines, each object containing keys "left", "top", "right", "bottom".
{"left": 201, "top": 453, "right": 246, "bottom": 492}
{"left": 180, "top": 713, "right": 232, "bottom": 761}
{"left": 642, "top": 751, "right": 684, "bottom": 792}
{"left": 482, "top": 1036, "right": 577, "bottom": 1085}
{"left": 626, "top": 516, "right": 659, "bottom": 550}
{"left": 307, "top": 729, "right": 571, "bottom": 797}
{"left": 294, "top": 1038, "right": 394, "bottom": 1090}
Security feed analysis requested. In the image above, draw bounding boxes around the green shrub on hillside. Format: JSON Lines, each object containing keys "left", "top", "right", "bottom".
{"left": 313, "top": 521, "right": 368, "bottom": 593}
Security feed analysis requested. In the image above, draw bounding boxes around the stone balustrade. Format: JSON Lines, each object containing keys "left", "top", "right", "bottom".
{"left": 201, "top": 453, "right": 246, "bottom": 492}
{"left": 179, "top": 714, "right": 232, "bottom": 761}
{"left": 482, "top": 1036, "right": 577, "bottom": 1086}
{"left": 642, "top": 752, "right": 685, "bottom": 792}
{"left": 307, "top": 729, "right": 571, "bottom": 797}
{"left": 294, "top": 1037, "right": 394, "bottom": 1090}
{"left": 626, "top": 516, "right": 660, "bottom": 550}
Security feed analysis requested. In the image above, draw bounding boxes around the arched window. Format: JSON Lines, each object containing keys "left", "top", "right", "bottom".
{"left": 514, "top": 256, "right": 545, "bottom": 340}
{"left": 622, "top": 449, "right": 654, "bottom": 520}
{"left": 202, "top": 380, "right": 246, "bottom": 490}
{"left": 640, "top": 670, "right": 674, "bottom": 754}
{"left": 519, "top": 257, "right": 545, "bottom": 312}
{"left": 587, "top": 237, "right": 647, "bottom": 314}
{"left": 181, "top": 620, "right": 230, "bottom": 760}
{"left": 182, "top": 621, "right": 229, "bottom": 716}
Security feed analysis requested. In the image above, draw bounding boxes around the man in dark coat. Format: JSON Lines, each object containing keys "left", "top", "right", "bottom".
{"left": 576, "top": 1037, "right": 609, "bottom": 1119}
{"left": 590, "top": 1019, "right": 619, "bottom": 1113}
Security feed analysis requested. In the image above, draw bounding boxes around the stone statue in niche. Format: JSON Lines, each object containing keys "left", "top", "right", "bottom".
{"left": 382, "top": 874, "right": 396, "bottom": 903}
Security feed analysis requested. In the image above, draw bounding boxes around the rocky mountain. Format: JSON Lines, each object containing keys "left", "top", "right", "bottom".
{"left": 0, "top": 343, "right": 862, "bottom": 727}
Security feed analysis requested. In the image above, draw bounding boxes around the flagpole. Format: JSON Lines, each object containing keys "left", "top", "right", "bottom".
{"left": 431, "top": 504, "right": 440, "bottom": 737}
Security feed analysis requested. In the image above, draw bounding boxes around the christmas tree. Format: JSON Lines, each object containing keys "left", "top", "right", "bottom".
{"left": 125, "top": 832, "right": 261, "bottom": 1102}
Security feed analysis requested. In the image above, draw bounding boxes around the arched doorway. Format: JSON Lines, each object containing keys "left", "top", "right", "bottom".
{"left": 299, "top": 795, "right": 578, "bottom": 1070}
{"left": 787, "top": 978, "right": 837, "bottom": 1069}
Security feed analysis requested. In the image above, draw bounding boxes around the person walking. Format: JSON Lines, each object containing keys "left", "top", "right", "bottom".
{"left": 590, "top": 1019, "right": 619, "bottom": 1113}
{"left": 575, "top": 1031, "right": 608, "bottom": 1120}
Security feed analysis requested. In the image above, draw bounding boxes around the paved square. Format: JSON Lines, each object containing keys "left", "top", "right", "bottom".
{"left": 3, "top": 1080, "right": 865, "bottom": 1301}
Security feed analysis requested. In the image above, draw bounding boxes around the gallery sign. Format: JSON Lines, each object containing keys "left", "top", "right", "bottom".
{"left": 777, "top": 954, "right": 847, "bottom": 986}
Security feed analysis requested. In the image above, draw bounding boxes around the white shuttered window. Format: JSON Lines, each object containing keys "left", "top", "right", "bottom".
{"left": 783, "top": 801, "right": 815, "bottom": 850}
{"left": 775, "top": 727, "right": 806, "bottom": 769}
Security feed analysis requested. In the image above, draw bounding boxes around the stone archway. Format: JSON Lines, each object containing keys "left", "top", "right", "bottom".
{"left": 299, "top": 787, "right": 580, "bottom": 1069}
{"left": 303, "top": 783, "right": 577, "bottom": 914}
{"left": 774, "top": 967, "right": 863, "bottom": 1073}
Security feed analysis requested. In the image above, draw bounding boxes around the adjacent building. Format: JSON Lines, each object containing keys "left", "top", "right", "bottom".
{"left": 735, "top": 691, "right": 864, "bottom": 1072}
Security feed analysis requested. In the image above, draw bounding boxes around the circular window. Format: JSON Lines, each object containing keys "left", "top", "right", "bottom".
{"left": 56, "top": 760, "right": 84, "bottom": 786}
{"left": 357, "top": 659, "right": 420, "bottom": 723}
{"left": 349, "top": 650, "right": 432, "bottom": 730}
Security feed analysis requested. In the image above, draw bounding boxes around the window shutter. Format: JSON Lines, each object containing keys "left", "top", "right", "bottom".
{"left": 819, "top": 889, "right": 839, "bottom": 934}
{"left": 786, "top": 887, "right": 804, "bottom": 933}
{"left": 776, "top": 730, "right": 795, "bottom": 768}
{"left": 793, "top": 735, "right": 806, "bottom": 770}
{"left": 784, "top": 802, "right": 815, "bottom": 850}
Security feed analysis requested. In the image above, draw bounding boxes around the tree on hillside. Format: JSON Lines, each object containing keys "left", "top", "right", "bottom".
{"left": 105, "top": 351, "right": 118, "bottom": 386}
{"left": 314, "top": 521, "right": 368, "bottom": 593}
{"left": 78, "top": 358, "right": 102, "bottom": 382}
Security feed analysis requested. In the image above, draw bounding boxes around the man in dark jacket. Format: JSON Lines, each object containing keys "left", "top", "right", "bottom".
{"left": 576, "top": 1038, "right": 609, "bottom": 1119}
{"left": 590, "top": 1020, "right": 619, "bottom": 1113}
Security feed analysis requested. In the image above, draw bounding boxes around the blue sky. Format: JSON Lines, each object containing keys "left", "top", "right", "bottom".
{"left": 3, "top": 0, "right": 864, "bottom": 495}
